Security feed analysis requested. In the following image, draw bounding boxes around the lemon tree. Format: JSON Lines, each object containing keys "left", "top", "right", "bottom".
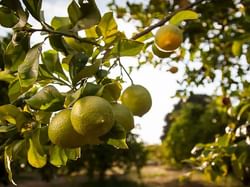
{"left": 0, "top": 0, "right": 231, "bottom": 185}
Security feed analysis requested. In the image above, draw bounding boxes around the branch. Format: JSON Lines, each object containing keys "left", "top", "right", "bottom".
{"left": 24, "top": 28, "right": 101, "bottom": 46}
{"left": 131, "top": 0, "right": 207, "bottom": 40}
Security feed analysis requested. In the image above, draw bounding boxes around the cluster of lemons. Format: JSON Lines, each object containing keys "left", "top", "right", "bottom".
{"left": 48, "top": 85, "right": 152, "bottom": 148}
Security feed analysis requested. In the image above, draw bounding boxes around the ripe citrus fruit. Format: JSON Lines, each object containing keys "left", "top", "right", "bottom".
{"left": 48, "top": 109, "right": 98, "bottom": 148}
{"left": 152, "top": 43, "right": 172, "bottom": 58}
{"left": 154, "top": 24, "right": 183, "bottom": 51}
{"left": 71, "top": 96, "right": 114, "bottom": 137}
{"left": 112, "top": 103, "right": 134, "bottom": 132}
{"left": 121, "top": 85, "right": 152, "bottom": 117}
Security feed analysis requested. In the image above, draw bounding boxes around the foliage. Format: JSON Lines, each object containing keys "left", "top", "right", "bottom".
{"left": 161, "top": 95, "right": 228, "bottom": 164}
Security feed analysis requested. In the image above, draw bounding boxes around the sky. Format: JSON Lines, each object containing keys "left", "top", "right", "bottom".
{"left": 0, "top": 0, "right": 184, "bottom": 144}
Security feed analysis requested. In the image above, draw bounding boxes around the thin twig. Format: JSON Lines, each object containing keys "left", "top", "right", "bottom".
{"left": 24, "top": 28, "right": 100, "bottom": 46}
{"left": 131, "top": 0, "right": 207, "bottom": 40}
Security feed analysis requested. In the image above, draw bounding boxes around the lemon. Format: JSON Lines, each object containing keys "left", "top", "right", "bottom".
{"left": 48, "top": 109, "right": 98, "bottom": 148}
{"left": 71, "top": 96, "right": 114, "bottom": 137}
{"left": 121, "top": 85, "right": 152, "bottom": 117}
{"left": 155, "top": 24, "right": 183, "bottom": 51}
{"left": 112, "top": 103, "right": 134, "bottom": 132}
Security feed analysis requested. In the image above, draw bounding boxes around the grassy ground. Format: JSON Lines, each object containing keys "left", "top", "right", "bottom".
{"left": 2, "top": 165, "right": 249, "bottom": 187}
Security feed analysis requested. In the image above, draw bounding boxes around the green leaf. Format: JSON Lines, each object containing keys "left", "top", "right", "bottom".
{"left": 111, "top": 39, "right": 144, "bottom": 57}
{"left": 0, "top": 6, "right": 19, "bottom": 27}
{"left": 4, "top": 32, "right": 30, "bottom": 72}
{"left": 237, "top": 103, "right": 250, "bottom": 121}
{"left": 42, "top": 50, "right": 68, "bottom": 81}
{"left": 107, "top": 138, "right": 128, "bottom": 149}
{"left": 64, "top": 37, "right": 94, "bottom": 56}
{"left": 8, "top": 78, "right": 30, "bottom": 102}
{"left": 67, "top": 0, "right": 82, "bottom": 25}
{"left": 0, "top": 125, "right": 16, "bottom": 133}
{"left": 22, "top": 0, "right": 42, "bottom": 21}
{"left": 49, "top": 145, "right": 68, "bottom": 167}
{"left": 0, "top": 71, "right": 15, "bottom": 82}
{"left": 65, "top": 147, "right": 81, "bottom": 160}
{"left": 68, "top": 0, "right": 101, "bottom": 30}
{"left": 97, "top": 12, "right": 118, "bottom": 44}
{"left": 0, "top": 104, "right": 27, "bottom": 131}
{"left": 28, "top": 138, "right": 47, "bottom": 168}
{"left": 25, "top": 85, "right": 65, "bottom": 112}
{"left": 18, "top": 43, "right": 42, "bottom": 88}
{"left": 231, "top": 154, "right": 244, "bottom": 180}
{"left": 74, "top": 60, "right": 101, "bottom": 84}
{"left": 4, "top": 144, "right": 16, "bottom": 185}
{"left": 51, "top": 16, "right": 72, "bottom": 30}
{"left": 232, "top": 41, "right": 242, "bottom": 57}
{"left": 49, "top": 34, "right": 69, "bottom": 55}
{"left": 68, "top": 53, "right": 88, "bottom": 84}
{"left": 216, "top": 134, "right": 230, "bottom": 147}
{"left": 35, "top": 111, "right": 52, "bottom": 125}
{"left": 64, "top": 83, "right": 101, "bottom": 107}
{"left": 96, "top": 82, "right": 122, "bottom": 102}
{"left": 169, "top": 10, "right": 199, "bottom": 25}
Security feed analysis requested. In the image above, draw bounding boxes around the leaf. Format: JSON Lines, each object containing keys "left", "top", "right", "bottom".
{"left": 111, "top": 39, "right": 144, "bottom": 57}
{"left": 64, "top": 83, "right": 101, "bottom": 107}
{"left": 68, "top": 0, "right": 101, "bottom": 30}
{"left": 96, "top": 82, "right": 122, "bottom": 102}
{"left": 25, "top": 85, "right": 65, "bottom": 112}
{"left": 169, "top": 10, "right": 199, "bottom": 25}
{"left": 0, "top": 6, "right": 19, "bottom": 28}
{"left": 231, "top": 154, "right": 244, "bottom": 180}
{"left": 68, "top": 53, "right": 89, "bottom": 85}
{"left": 4, "top": 144, "right": 16, "bottom": 185}
{"left": 22, "top": 0, "right": 42, "bottom": 21}
{"left": 42, "top": 50, "right": 68, "bottom": 81}
{"left": 107, "top": 138, "right": 128, "bottom": 149}
{"left": 28, "top": 138, "right": 47, "bottom": 168}
{"left": 65, "top": 147, "right": 81, "bottom": 160}
{"left": 18, "top": 43, "right": 42, "bottom": 88}
{"left": 4, "top": 32, "right": 30, "bottom": 71}
{"left": 215, "top": 134, "right": 230, "bottom": 147}
{"left": 237, "top": 103, "right": 250, "bottom": 121}
{"left": 0, "top": 104, "right": 27, "bottom": 131}
{"left": 49, "top": 145, "right": 68, "bottom": 167}
{"left": 8, "top": 78, "right": 30, "bottom": 102}
{"left": 97, "top": 12, "right": 118, "bottom": 44}
{"left": 232, "top": 41, "right": 242, "bottom": 57}
{"left": 35, "top": 111, "right": 52, "bottom": 125}
{"left": 74, "top": 60, "right": 101, "bottom": 84}
{"left": 0, "top": 71, "right": 15, "bottom": 82}
{"left": 49, "top": 34, "right": 69, "bottom": 55}
{"left": 64, "top": 37, "right": 94, "bottom": 56}
{"left": 67, "top": 0, "right": 82, "bottom": 25}
{"left": 51, "top": 16, "right": 72, "bottom": 30}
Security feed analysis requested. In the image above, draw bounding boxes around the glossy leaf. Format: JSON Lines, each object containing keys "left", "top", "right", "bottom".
{"left": 25, "top": 85, "right": 65, "bottom": 112}
{"left": 49, "top": 34, "right": 68, "bottom": 54}
{"left": 49, "top": 145, "right": 68, "bottom": 167}
{"left": 22, "top": 0, "right": 42, "bottom": 21}
{"left": 0, "top": 71, "right": 15, "bottom": 82}
{"left": 64, "top": 82, "right": 101, "bottom": 107}
{"left": 74, "top": 60, "right": 101, "bottom": 84}
{"left": 65, "top": 148, "right": 81, "bottom": 160}
{"left": 0, "top": 104, "right": 27, "bottom": 131}
{"left": 42, "top": 50, "right": 68, "bottom": 81}
{"left": 97, "top": 12, "right": 118, "bottom": 44}
{"left": 8, "top": 78, "right": 30, "bottom": 102}
{"left": 51, "top": 16, "right": 72, "bottom": 30}
{"left": 68, "top": 0, "right": 101, "bottom": 30}
{"left": 4, "top": 32, "right": 30, "bottom": 71}
{"left": 4, "top": 144, "right": 16, "bottom": 185}
{"left": 18, "top": 43, "right": 42, "bottom": 88}
{"left": 111, "top": 39, "right": 144, "bottom": 57}
{"left": 169, "top": 10, "right": 199, "bottom": 25}
{"left": 0, "top": 6, "right": 19, "bottom": 28}
{"left": 28, "top": 138, "right": 47, "bottom": 168}
{"left": 64, "top": 37, "right": 93, "bottom": 56}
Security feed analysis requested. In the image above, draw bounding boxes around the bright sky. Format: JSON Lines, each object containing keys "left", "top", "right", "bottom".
{"left": 0, "top": 0, "right": 182, "bottom": 144}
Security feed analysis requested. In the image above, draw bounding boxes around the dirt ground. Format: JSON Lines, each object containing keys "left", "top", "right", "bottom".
{"left": 1, "top": 165, "right": 247, "bottom": 187}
